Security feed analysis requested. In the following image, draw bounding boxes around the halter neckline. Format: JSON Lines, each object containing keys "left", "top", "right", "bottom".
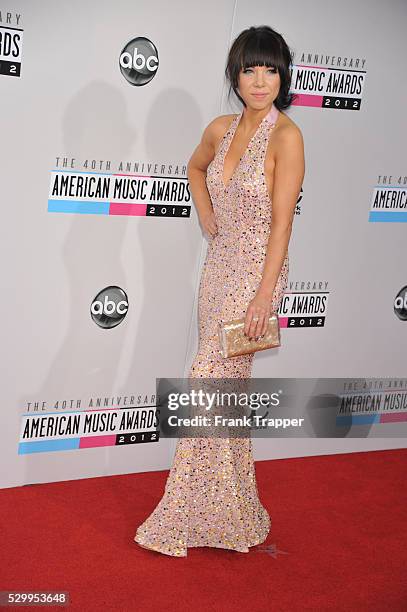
{"left": 221, "top": 103, "right": 279, "bottom": 191}
{"left": 237, "top": 102, "right": 279, "bottom": 127}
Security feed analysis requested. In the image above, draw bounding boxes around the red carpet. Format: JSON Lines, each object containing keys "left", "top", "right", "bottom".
{"left": 1, "top": 448, "right": 406, "bottom": 611}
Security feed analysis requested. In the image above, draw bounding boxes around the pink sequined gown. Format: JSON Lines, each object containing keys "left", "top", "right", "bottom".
{"left": 134, "top": 103, "right": 289, "bottom": 556}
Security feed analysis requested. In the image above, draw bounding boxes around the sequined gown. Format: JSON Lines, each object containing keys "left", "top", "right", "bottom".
{"left": 134, "top": 103, "right": 289, "bottom": 556}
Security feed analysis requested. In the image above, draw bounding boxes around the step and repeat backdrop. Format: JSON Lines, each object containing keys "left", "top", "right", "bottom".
{"left": 1, "top": 0, "right": 406, "bottom": 488}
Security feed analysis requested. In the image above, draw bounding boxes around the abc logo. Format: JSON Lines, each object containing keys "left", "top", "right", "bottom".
{"left": 394, "top": 285, "right": 407, "bottom": 321}
{"left": 119, "top": 36, "right": 159, "bottom": 86}
{"left": 91, "top": 286, "right": 129, "bottom": 329}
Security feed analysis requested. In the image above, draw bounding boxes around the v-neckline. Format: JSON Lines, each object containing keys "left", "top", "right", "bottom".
{"left": 221, "top": 106, "right": 276, "bottom": 191}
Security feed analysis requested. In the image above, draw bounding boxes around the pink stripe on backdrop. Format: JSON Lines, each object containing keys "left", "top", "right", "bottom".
{"left": 79, "top": 435, "right": 116, "bottom": 448}
{"left": 296, "top": 64, "right": 327, "bottom": 70}
{"left": 278, "top": 317, "right": 289, "bottom": 328}
{"left": 113, "top": 173, "right": 152, "bottom": 178}
{"left": 380, "top": 413, "right": 407, "bottom": 423}
{"left": 109, "top": 202, "right": 147, "bottom": 216}
{"left": 292, "top": 94, "right": 323, "bottom": 107}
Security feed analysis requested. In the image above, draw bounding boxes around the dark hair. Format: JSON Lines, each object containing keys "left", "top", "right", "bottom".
{"left": 225, "top": 25, "right": 296, "bottom": 111}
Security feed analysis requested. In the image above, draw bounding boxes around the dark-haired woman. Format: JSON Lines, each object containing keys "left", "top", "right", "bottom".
{"left": 135, "top": 25, "right": 305, "bottom": 557}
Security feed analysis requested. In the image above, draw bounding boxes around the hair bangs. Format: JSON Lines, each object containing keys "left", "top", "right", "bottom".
{"left": 239, "top": 35, "right": 282, "bottom": 72}
{"left": 225, "top": 26, "right": 296, "bottom": 110}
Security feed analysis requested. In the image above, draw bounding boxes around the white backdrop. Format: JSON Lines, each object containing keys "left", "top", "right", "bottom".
{"left": 1, "top": 0, "right": 406, "bottom": 489}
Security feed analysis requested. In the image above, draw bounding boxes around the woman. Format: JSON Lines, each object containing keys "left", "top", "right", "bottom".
{"left": 134, "top": 25, "right": 305, "bottom": 556}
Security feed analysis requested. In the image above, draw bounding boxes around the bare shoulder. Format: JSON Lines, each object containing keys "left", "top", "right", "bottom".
{"left": 264, "top": 110, "right": 305, "bottom": 183}
{"left": 274, "top": 111, "right": 304, "bottom": 147}
{"left": 188, "top": 113, "right": 237, "bottom": 172}
{"left": 204, "top": 113, "right": 237, "bottom": 146}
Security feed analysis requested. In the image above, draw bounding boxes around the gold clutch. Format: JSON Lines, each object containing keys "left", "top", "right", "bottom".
{"left": 218, "top": 313, "right": 281, "bottom": 358}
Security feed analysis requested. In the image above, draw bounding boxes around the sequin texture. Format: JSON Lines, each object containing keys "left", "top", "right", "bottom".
{"left": 134, "top": 104, "right": 289, "bottom": 557}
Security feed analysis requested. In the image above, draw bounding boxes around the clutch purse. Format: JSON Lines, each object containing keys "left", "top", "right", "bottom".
{"left": 218, "top": 313, "right": 280, "bottom": 358}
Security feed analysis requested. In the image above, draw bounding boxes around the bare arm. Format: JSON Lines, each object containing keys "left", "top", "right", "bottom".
{"left": 245, "top": 124, "right": 305, "bottom": 339}
{"left": 258, "top": 124, "right": 305, "bottom": 298}
{"left": 187, "top": 117, "right": 229, "bottom": 238}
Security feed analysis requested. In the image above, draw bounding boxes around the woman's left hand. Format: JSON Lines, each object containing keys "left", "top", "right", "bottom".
{"left": 244, "top": 291, "right": 274, "bottom": 340}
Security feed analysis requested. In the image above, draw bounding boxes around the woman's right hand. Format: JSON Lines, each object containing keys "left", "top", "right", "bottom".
{"left": 199, "top": 208, "right": 218, "bottom": 238}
